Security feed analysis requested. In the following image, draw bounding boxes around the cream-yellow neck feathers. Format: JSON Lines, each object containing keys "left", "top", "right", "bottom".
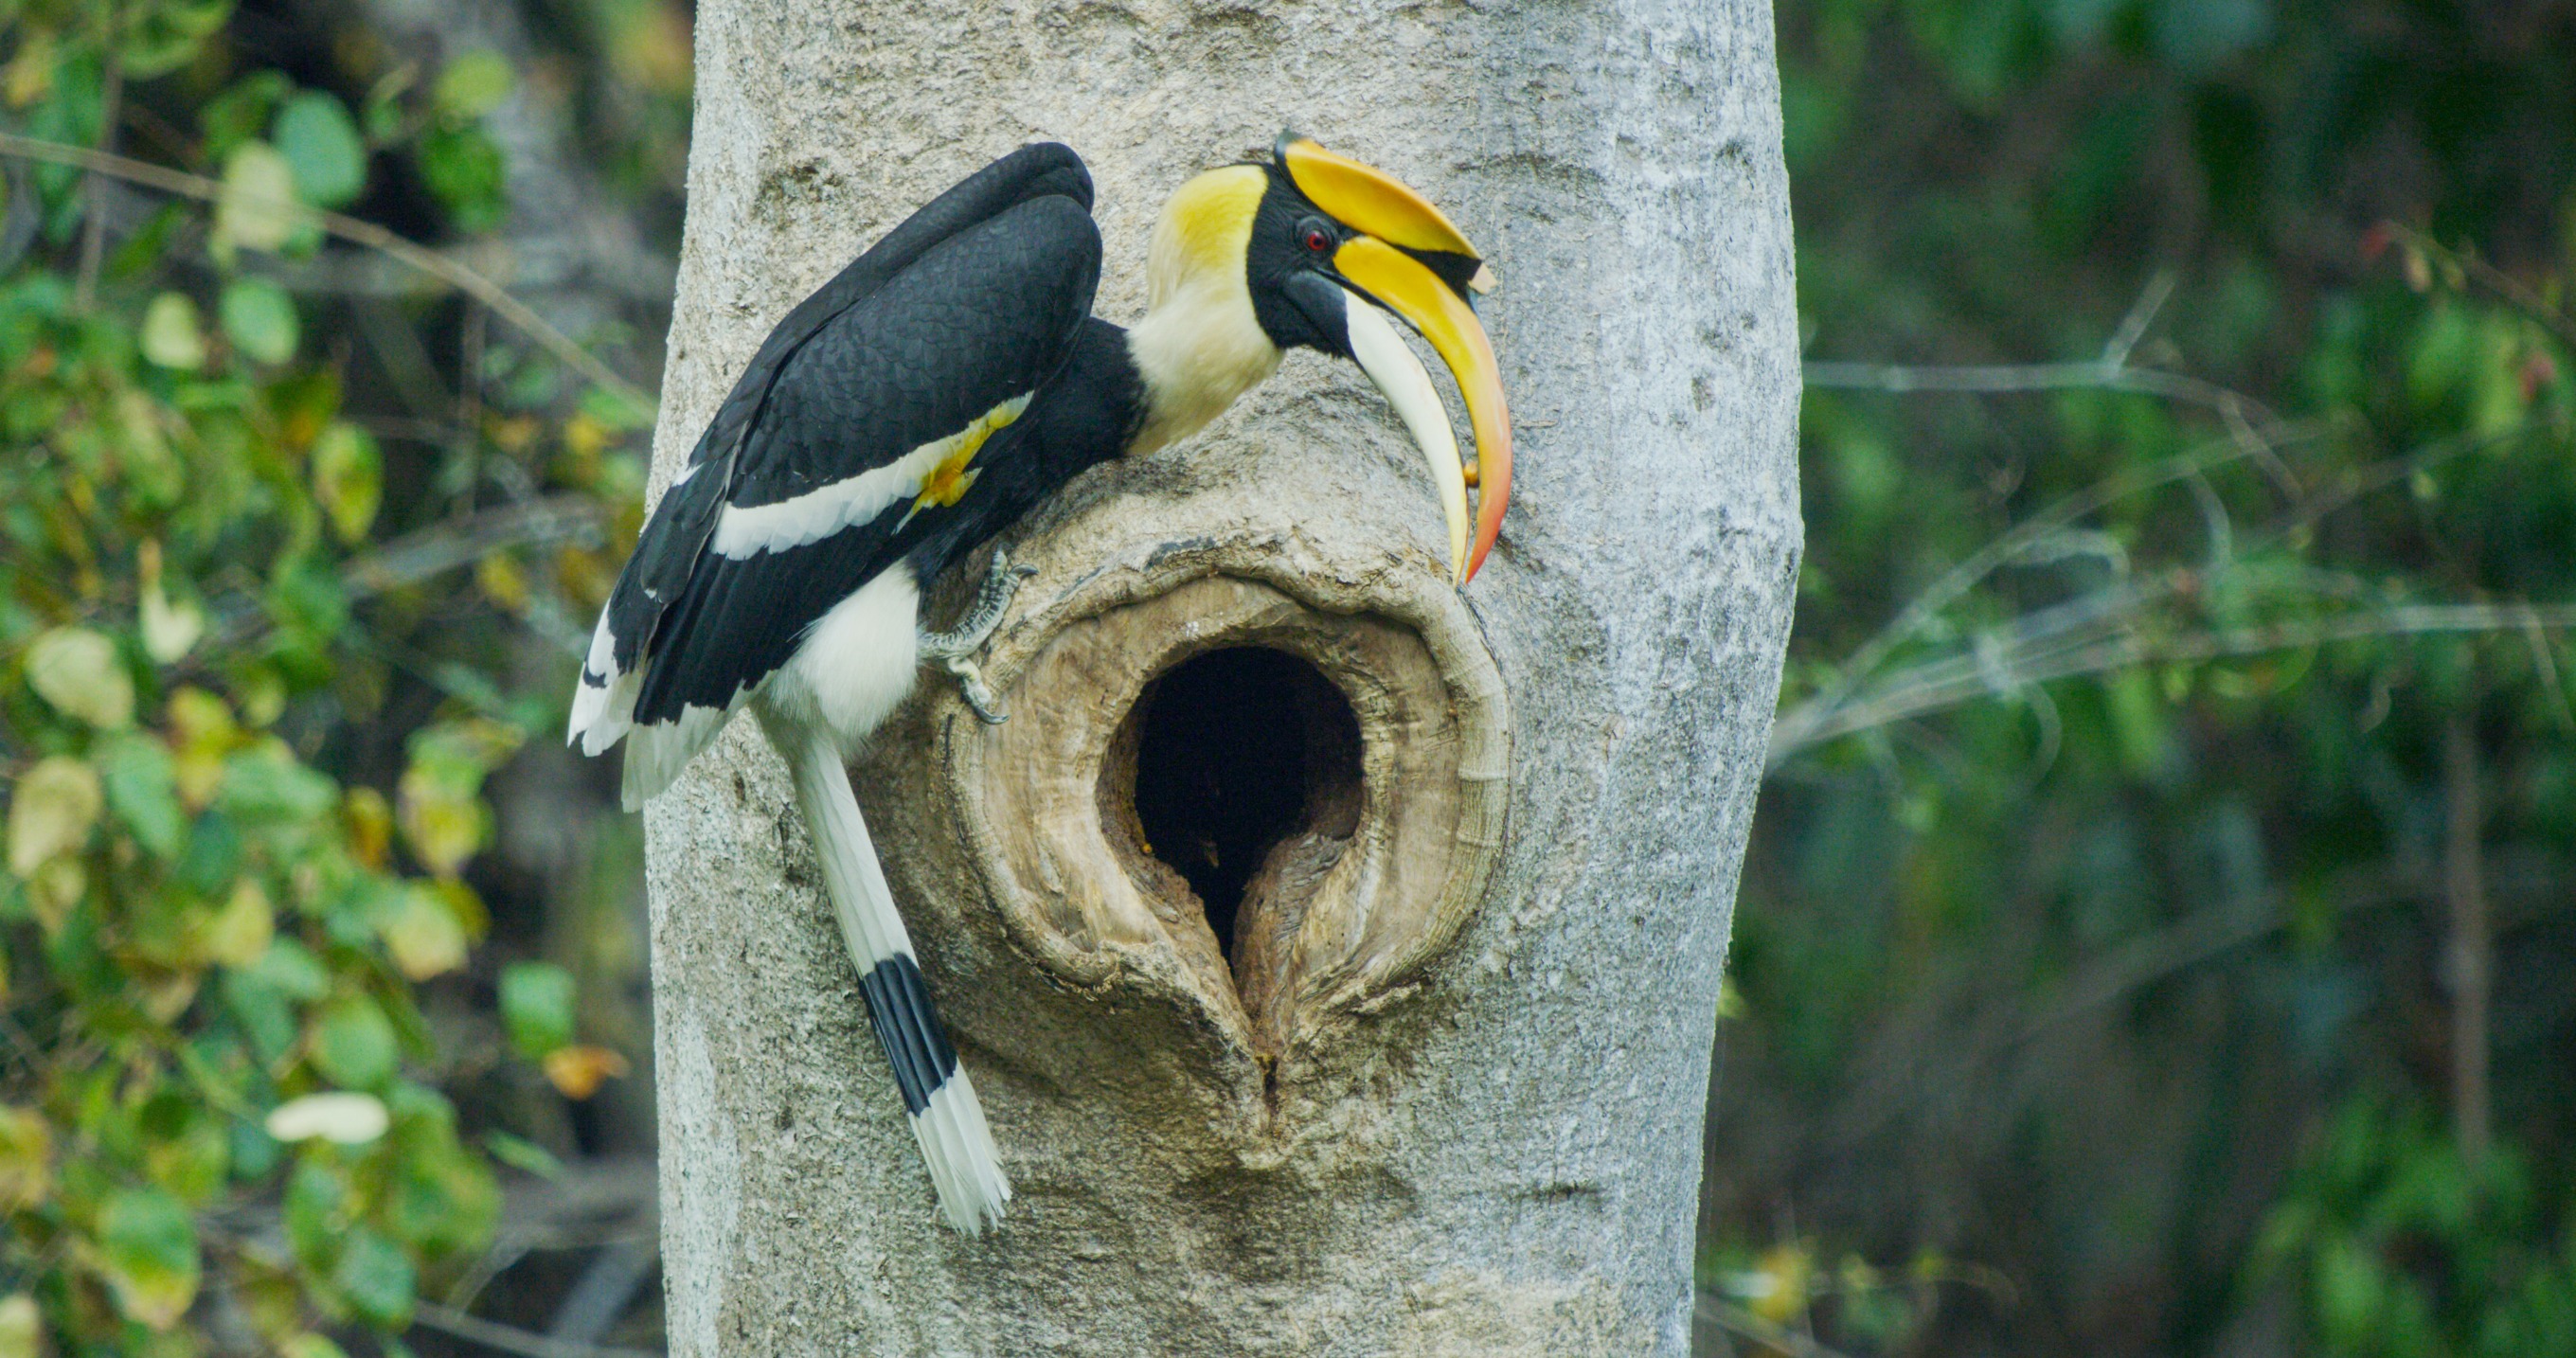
{"left": 1125, "top": 165, "right": 1281, "bottom": 457}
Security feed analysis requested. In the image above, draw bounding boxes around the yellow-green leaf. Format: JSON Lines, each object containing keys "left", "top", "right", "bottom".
{"left": 432, "top": 50, "right": 513, "bottom": 120}
{"left": 8, "top": 757, "right": 102, "bottom": 878}
{"left": 141, "top": 578, "right": 205, "bottom": 665}
{"left": 202, "top": 879, "right": 273, "bottom": 967}
{"left": 95, "top": 1187, "right": 199, "bottom": 1331}
{"left": 169, "top": 688, "right": 242, "bottom": 810}
{"left": 0, "top": 1294, "right": 36, "bottom": 1358}
{"left": 380, "top": 884, "right": 467, "bottom": 980}
{"left": 213, "top": 141, "right": 298, "bottom": 257}
{"left": 23, "top": 861, "right": 83, "bottom": 936}
{"left": 343, "top": 786, "right": 393, "bottom": 868}
{"left": 139, "top": 293, "right": 206, "bottom": 370}
{"left": 26, "top": 628, "right": 134, "bottom": 729}
{"left": 0, "top": 1107, "right": 49, "bottom": 1211}
{"left": 1746, "top": 1243, "right": 1814, "bottom": 1326}
{"left": 310, "top": 422, "right": 382, "bottom": 545}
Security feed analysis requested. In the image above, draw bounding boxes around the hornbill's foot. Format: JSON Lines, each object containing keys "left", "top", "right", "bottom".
{"left": 919, "top": 549, "right": 1037, "bottom": 725}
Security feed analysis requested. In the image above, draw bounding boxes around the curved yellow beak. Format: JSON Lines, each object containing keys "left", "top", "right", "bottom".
{"left": 1279, "top": 135, "right": 1512, "bottom": 586}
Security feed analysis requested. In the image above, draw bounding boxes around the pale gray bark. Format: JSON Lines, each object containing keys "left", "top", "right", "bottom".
{"left": 641, "top": 2, "right": 1800, "bottom": 1352}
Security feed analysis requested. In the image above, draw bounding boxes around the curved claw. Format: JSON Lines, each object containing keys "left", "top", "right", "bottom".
{"left": 919, "top": 550, "right": 1035, "bottom": 724}
{"left": 945, "top": 656, "right": 1008, "bottom": 725}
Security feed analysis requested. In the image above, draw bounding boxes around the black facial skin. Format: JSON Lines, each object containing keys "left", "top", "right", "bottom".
{"left": 1245, "top": 165, "right": 1353, "bottom": 356}
{"left": 1242, "top": 160, "right": 1490, "bottom": 359}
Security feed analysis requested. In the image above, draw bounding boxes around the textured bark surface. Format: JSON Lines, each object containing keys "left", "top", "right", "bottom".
{"left": 640, "top": 2, "right": 1800, "bottom": 1352}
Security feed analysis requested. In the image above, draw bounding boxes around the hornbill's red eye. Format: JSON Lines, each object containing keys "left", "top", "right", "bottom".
{"left": 1303, "top": 226, "right": 1333, "bottom": 254}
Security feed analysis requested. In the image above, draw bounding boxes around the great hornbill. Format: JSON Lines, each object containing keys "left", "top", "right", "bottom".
{"left": 566, "top": 134, "right": 1512, "bottom": 1232}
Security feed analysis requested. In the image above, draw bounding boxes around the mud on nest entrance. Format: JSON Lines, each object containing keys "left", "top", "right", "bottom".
{"left": 952, "top": 565, "right": 1510, "bottom": 1064}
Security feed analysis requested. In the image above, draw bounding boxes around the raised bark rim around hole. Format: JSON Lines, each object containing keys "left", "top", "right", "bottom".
{"left": 937, "top": 529, "right": 1511, "bottom": 1071}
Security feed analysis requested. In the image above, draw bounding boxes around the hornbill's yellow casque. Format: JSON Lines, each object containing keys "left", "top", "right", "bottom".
{"left": 566, "top": 135, "right": 1511, "bottom": 1232}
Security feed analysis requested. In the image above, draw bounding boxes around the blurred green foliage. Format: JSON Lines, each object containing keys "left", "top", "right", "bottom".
{"left": 0, "top": 1, "right": 658, "bottom": 1351}
{"left": 1720, "top": 0, "right": 2576, "bottom": 1354}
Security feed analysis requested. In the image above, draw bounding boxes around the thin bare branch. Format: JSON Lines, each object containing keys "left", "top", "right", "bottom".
{"left": 73, "top": 30, "right": 124, "bottom": 310}
{"left": 2100, "top": 269, "right": 2176, "bottom": 367}
{"left": 1771, "top": 425, "right": 2331, "bottom": 754}
{"left": 200, "top": 494, "right": 606, "bottom": 653}
{"left": 1692, "top": 1295, "right": 1860, "bottom": 1358}
{"left": 343, "top": 494, "right": 608, "bottom": 600}
{"left": 1803, "top": 357, "right": 2278, "bottom": 424}
{"left": 412, "top": 1303, "right": 660, "bottom": 1358}
{"left": 0, "top": 132, "right": 654, "bottom": 410}
{"left": 1771, "top": 417, "right": 2548, "bottom": 762}
{"left": 1773, "top": 602, "right": 2576, "bottom": 763}
{"left": 2522, "top": 613, "right": 2576, "bottom": 734}
{"left": 2388, "top": 222, "right": 2576, "bottom": 356}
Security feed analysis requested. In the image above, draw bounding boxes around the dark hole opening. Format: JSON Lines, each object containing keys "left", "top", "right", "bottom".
{"left": 1126, "top": 647, "right": 1363, "bottom": 960}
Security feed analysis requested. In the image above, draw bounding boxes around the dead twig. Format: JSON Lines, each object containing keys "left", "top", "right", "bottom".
{"left": 0, "top": 131, "right": 653, "bottom": 410}
{"left": 1772, "top": 601, "right": 2576, "bottom": 761}
{"left": 1691, "top": 1295, "right": 1859, "bottom": 1358}
{"left": 412, "top": 1303, "right": 660, "bottom": 1358}
{"left": 199, "top": 493, "right": 607, "bottom": 655}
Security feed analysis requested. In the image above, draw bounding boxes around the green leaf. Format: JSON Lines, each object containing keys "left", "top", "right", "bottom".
{"left": 219, "top": 278, "right": 299, "bottom": 366}
{"left": 331, "top": 1225, "right": 414, "bottom": 1326}
{"left": 273, "top": 92, "right": 367, "bottom": 208}
{"left": 140, "top": 292, "right": 206, "bottom": 370}
{"left": 95, "top": 1186, "right": 200, "bottom": 1330}
{"left": 121, "top": 0, "right": 232, "bottom": 78}
{"left": 257, "top": 938, "right": 331, "bottom": 1000}
{"left": 498, "top": 962, "right": 575, "bottom": 1060}
{"left": 100, "top": 735, "right": 186, "bottom": 860}
{"left": 483, "top": 1131, "right": 563, "bottom": 1179}
{"left": 416, "top": 125, "right": 506, "bottom": 234}
{"left": 310, "top": 993, "right": 399, "bottom": 1088}
{"left": 310, "top": 422, "right": 383, "bottom": 545}
{"left": 217, "top": 743, "right": 340, "bottom": 825}
{"left": 25, "top": 627, "right": 134, "bottom": 729}
{"left": 138, "top": 1090, "right": 230, "bottom": 1204}
{"left": 200, "top": 71, "right": 293, "bottom": 162}
{"left": 281, "top": 1158, "right": 345, "bottom": 1269}
{"left": 432, "top": 51, "right": 514, "bottom": 121}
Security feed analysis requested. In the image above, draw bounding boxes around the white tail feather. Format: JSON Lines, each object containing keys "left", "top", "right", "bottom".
{"left": 775, "top": 724, "right": 1011, "bottom": 1234}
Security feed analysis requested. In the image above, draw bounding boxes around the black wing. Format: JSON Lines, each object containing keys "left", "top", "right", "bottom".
{"left": 608, "top": 143, "right": 1089, "bottom": 678}
{"left": 570, "top": 147, "right": 1100, "bottom": 762}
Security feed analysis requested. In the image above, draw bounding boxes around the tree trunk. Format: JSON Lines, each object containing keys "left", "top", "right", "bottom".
{"left": 640, "top": 2, "right": 1800, "bottom": 1352}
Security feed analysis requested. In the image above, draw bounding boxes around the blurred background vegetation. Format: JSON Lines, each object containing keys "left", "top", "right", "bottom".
{"left": 0, "top": 0, "right": 2568, "bottom": 1354}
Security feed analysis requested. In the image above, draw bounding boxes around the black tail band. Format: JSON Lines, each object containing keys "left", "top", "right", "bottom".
{"left": 857, "top": 953, "right": 961, "bottom": 1116}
